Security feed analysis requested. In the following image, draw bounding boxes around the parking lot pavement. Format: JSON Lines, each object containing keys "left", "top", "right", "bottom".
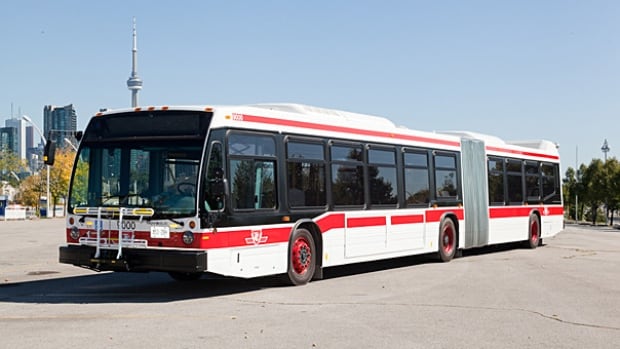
{"left": 1, "top": 220, "right": 619, "bottom": 348}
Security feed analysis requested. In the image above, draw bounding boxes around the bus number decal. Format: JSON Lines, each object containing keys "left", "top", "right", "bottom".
{"left": 232, "top": 113, "right": 244, "bottom": 121}
{"left": 117, "top": 220, "right": 136, "bottom": 231}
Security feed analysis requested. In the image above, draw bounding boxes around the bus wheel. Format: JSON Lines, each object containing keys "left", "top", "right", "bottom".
{"left": 526, "top": 214, "right": 540, "bottom": 249}
{"left": 168, "top": 271, "right": 203, "bottom": 281}
{"left": 286, "top": 228, "right": 316, "bottom": 286}
{"left": 438, "top": 218, "right": 457, "bottom": 262}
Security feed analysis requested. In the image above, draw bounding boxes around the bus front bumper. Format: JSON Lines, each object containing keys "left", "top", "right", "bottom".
{"left": 59, "top": 245, "right": 208, "bottom": 273}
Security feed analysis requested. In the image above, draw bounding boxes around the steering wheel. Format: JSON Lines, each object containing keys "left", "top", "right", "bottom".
{"left": 177, "top": 182, "right": 196, "bottom": 195}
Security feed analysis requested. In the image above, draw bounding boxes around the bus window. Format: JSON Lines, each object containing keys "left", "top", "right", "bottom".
{"left": 230, "top": 160, "right": 276, "bottom": 209}
{"left": 228, "top": 132, "right": 277, "bottom": 211}
{"left": 506, "top": 159, "right": 523, "bottom": 204}
{"left": 368, "top": 148, "right": 397, "bottom": 206}
{"left": 525, "top": 161, "right": 541, "bottom": 202}
{"left": 488, "top": 157, "right": 505, "bottom": 205}
{"left": 434, "top": 153, "right": 458, "bottom": 199}
{"left": 542, "top": 163, "right": 561, "bottom": 204}
{"left": 331, "top": 144, "right": 364, "bottom": 206}
{"left": 286, "top": 141, "right": 326, "bottom": 208}
{"left": 404, "top": 151, "right": 430, "bottom": 206}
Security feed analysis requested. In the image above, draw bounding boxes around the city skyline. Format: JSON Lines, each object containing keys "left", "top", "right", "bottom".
{"left": 1, "top": 1, "right": 618, "bottom": 168}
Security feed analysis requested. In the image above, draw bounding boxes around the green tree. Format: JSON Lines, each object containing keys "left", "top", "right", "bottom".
{"left": 602, "top": 157, "right": 620, "bottom": 225}
{"left": 48, "top": 147, "right": 76, "bottom": 217}
{"left": 15, "top": 173, "right": 44, "bottom": 209}
{"left": 581, "top": 159, "right": 606, "bottom": 224}
{"left": 0, "top": 147, "right": 26, "bottom": 191}
{"left": 563, "top": 167, "right": 577, "bottom": 220}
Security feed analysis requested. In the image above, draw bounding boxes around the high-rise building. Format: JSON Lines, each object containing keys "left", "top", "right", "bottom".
{"left": 4, "top": 118, "right": 26, "bottom": 159}
{"left": 0, "top": 126, "right": 18, "bottom": 154}
{"left": 43, "top": 104, "right": 78, "bottom": 148}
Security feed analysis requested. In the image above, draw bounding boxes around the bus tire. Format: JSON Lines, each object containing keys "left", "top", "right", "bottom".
{"left": 526, "top": 213, "right": 540, "bottom": 249}
{"left": 438, "top": 218, "right": 457, "bottom": 262}
{"left": 168, "top": 271, "right": 203, "bottom": 281}
{"left": 285, "top": 228, "right": 316, "bottom": 286}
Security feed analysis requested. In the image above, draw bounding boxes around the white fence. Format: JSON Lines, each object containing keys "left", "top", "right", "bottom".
{"left": 2, "top": 206, "right": 27, "bottom": 220}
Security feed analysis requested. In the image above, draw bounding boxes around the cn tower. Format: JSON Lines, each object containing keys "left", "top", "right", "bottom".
{"left": 126, "top": 17, "right": 143, "bottom": 107}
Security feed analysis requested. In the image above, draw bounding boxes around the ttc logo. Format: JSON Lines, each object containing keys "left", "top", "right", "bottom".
{"left": 245, "top": 229, "right": 268, "bottom": 245}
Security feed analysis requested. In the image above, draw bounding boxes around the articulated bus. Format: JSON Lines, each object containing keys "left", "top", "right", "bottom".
{"left": 58, "top": 103, "right": 563, "bottom": 285}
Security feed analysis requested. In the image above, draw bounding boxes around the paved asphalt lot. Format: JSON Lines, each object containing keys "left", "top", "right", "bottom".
{"left": 1, "top": 218, "right": 619, "bottom": 348}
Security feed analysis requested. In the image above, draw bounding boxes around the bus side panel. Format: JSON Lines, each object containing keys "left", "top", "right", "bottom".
{"left": 387, "top": 209, "right": 427, "bottom": 252}
{"left": 541, "top": 205, "right": 564, "bottom": 238}
{"left": 487, "top": 216, "right": 529, "bottom": 245}
{"left": 207, "top": 243, "right": 289, "bottom": 279}
{"left": 344, "top": 211, "right": 388, "bottom": 258}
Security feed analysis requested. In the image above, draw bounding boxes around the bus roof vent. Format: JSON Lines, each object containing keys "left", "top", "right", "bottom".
{"left": 506, "top": 140, "right": 559, "bottom": 152}
{"left": 436, "top": 130, "right": 505, "bottom": 144}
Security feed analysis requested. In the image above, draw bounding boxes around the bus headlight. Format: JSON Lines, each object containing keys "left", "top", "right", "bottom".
{"left": 182, "top": 231, "right": 195, "bottom": 245}
{"left": 70, "top": 226, "right": 80, "bottom": 240}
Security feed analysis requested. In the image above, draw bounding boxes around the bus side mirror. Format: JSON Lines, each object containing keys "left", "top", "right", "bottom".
{"left": 75, "top": 131, "right": 83, "bottom": 142}
{"left": 43, "top": 140, "right": 56, "bottom": 166}
{"left": 209, "top": 168, "right": 226, "bottom": 196}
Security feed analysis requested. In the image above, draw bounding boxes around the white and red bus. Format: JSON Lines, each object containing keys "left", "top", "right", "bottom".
{"left": 59, "top": 103, "right": 563, "bottom": 284}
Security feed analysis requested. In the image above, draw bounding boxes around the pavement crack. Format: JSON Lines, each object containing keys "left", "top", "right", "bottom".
{"left": 234, "top": 299, "right": 620, "bottom": 331}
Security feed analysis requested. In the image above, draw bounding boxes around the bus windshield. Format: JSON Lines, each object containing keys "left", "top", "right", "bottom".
{"left": 68, "top": 140, "right": 203, "bottom": 218}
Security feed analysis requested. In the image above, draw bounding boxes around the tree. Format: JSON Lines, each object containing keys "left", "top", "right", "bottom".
{"left": 16, "top": 173, "right": 44, "bottom": 209}
{"left": 563, "top": 167, "right": 577, "bottom": 220}
{"left": 602, "top": 157, "right": 620, "bottom": 225}
{"left": 580, "top": 159, "right": 606, "bottom": 224}
{"left": 48, "top": 147, "right": 76, "bottom": 217}
{"left": 0, "top": 147, "right": 26, "bottom": 192}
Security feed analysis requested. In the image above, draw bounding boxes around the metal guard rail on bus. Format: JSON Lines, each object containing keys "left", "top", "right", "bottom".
{"left": 73, "top": 206, "right": 155, "bottom": 260}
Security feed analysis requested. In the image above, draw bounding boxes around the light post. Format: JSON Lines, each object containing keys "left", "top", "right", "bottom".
{"left": 64, "top": 138, "right": 78, "bottom": 151}
{"left": 601, "top": 139, "right": 610, "bottom": 162}
{"left": 22, "top": 115, "right": 50, "bottom": 218}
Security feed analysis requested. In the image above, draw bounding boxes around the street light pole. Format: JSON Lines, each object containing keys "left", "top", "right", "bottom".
{"left": 64, "top": 138, "right": 78, "bottom": 151}
{"left": 22, "top": 115, "right": 51, "bottom": 218}
{"left": 601, "top": 139, "right": 610, "bottom": 162}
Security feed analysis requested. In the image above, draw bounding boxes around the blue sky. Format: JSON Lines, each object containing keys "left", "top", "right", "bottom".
{"left": 1, "top": 0, "right": 618, "bottom": 169}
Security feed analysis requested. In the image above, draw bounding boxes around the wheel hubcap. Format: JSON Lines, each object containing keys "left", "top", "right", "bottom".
{"left": 443, "top": 226, "right": 454, "bottom": 254}
{"left": 292, "top": 237, "right": 311, "bottom": 275}
{"left": 531, "top": 220, "right": 539, "bottom": 242}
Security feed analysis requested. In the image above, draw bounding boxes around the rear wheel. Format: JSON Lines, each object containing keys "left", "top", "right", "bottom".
{"left": 285, "top": 228, "right": 316, "bottom": 286}
{"left": 526, "top": 214, "right": 540, "bottom": 249}
{"left": 438, "top": 218, "right": 457, "bottom": 262}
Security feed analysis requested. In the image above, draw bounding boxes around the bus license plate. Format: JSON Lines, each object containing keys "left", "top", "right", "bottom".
{"left": 150, "top": 226, "right": 170, "bottom": 239}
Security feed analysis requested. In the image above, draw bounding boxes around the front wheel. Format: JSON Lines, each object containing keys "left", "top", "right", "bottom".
{"left": 438, "top": 218, "right": 457, "bottom": 262}
{"left": 285, "top": 228, "right": 316, "bottom": 286}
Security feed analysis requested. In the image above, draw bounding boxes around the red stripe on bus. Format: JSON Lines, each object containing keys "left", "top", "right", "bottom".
{"left": 316, "top": 213, "right": 345, "bottom": 232}
{"left": 486, "top": 146, "right": 559, "bottom": 161}
{"left": 425, "top": 208, "right": 464, "bottom": 222}
{"left": 489, "top": 207, "right": 532, "bottom": 218}
{"left": 347, "top": 216, "right": 387, "bottom": 228}
{"left": 391, "top": 214, "right": 424, "bottom": 225}
{"left": 201, "top": 226, "right": 293, "bottom": 249}
{"left": 546, "top": 206, "right": 564, "bottom": 215}
{"left": 489, "top": 206, "right": 564, "bottom": 218}
{"left": 240, "top": 114, "right": 461, "bottom": 148}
